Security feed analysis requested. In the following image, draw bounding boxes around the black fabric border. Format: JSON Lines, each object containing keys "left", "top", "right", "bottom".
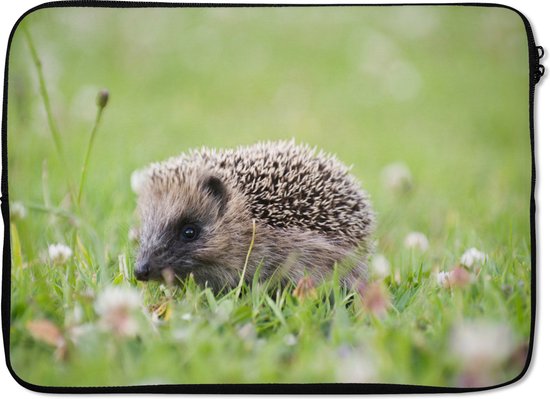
{"left": 0, "top": 1, "right": 540, "bottom": 394}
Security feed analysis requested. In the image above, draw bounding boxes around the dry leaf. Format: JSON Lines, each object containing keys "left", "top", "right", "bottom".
{"left": 357, "top": 281, "right": 391, "bottom": 318}
{"left": 292, "top": 276, "right": 317, "bottom": 302}
{"left": 449, "top": 265, "right": 472, "bottom": 288}
{"left": 26, "top": 319, "right": 65, "bottom": 347}
{"left": 151, "top": 301, "right": 173, "bottom": 321}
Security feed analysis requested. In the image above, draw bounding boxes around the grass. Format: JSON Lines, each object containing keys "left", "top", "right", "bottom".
{"left": 6, "top": 5, "right": 532, "bottom": 388}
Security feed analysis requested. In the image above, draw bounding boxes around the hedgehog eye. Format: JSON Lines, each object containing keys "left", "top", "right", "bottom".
{"left": 180, "top": 224, "right": 200, "bottom": 242}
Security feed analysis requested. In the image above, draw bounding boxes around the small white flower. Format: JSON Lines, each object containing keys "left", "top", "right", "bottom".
{"left": 381, "top": 162, "right": 413, "bottom": 192}
{"left": 238, "top": 323, "right": 257, "bottom": 342}
{"left": 284, "top": 334, "right": 298, "bottom": 346}
{"left": 48, "top": 244, "right": 73, "bottom": 265}
{"left": 172, "top": 328, "right": 191, "bottom": 342}
{"left": 436, "top": 271, "right": 451, "bottom": 287}
{"left": 371, "top": 254, "right": 391, "bottom": 279}
{"left": 460, "top": 248, "right": 488, "bottom": 268}
{"left": 67, "top": 323, "right": 95, "bottom": 345}
{"left": 10, "top": 201, "right": 27, "bottom": 220}
{"left": 336, "top": 353, "right": 377, "bottom": 383}
{"left": 436, "top": 268, "right": 472, "bottom": 289}
{"left": 181, "top": 313, "right": 193, "bottom": 321}
{"left": 393, "top": 270, "right": 402, "bottom": 285}
{"left": 66, "top": 304, "right": 84, "bottom": 326}
{"left": 94, "top": 286, "right": 142, "bottom": 337}
{"left": 130, "top": 168, "right": 149, "bottom": 194}
{"left": 128, "top": 226, "right": 140, "bottom": 243}
{"left": 150, "top": 311, "right": 163, "bottom": 326}
{"left": 214, "top": 299, "right": 234, "bottom": 324}
{"left": 404, "top": 232, "right": 429, "bottom": 252}
{"left": 450, "top": 320, "right": 515, "bottom": 368}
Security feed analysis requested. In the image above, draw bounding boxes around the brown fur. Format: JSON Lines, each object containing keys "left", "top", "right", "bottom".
{"left": 134, "top": 141, "right": 374, "bottom": 291}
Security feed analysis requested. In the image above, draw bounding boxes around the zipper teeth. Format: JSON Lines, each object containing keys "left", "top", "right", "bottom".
{"left": 535, "top": 46, "right": 545, "bottom": 84}
{"left": 521, "top": 9, "right": 539, "bottom": 85}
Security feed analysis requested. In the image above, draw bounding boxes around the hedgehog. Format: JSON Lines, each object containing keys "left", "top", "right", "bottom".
{"left": 133, "top": 140, "right": 374, "bottom": 291}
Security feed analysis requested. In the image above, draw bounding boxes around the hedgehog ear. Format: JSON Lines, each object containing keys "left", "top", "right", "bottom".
{"left": 203, "top": 175, "right": 228, "bottom": 216}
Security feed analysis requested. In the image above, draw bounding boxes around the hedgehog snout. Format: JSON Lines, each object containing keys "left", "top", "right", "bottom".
{"left": 134, "top": 259, "right": 151, "bottom": 281}
{"left": 135, "top": 242, "right": 196, "bottom": 282}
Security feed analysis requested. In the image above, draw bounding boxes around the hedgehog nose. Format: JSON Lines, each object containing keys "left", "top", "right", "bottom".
{"left": 134, "top": 260, "right": 151, "bottom": 281}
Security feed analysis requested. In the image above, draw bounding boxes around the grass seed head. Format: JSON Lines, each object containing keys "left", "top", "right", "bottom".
{"left": 96, "top": 88, "right": 109, "bottom": 109}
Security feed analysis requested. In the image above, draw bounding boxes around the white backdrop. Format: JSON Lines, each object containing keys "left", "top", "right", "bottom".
{"left": 0, "top": 0, "right": 547, "bottom": 397}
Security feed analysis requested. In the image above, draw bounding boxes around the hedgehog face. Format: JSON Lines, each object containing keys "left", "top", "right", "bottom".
{"left": 134, "top": 169, "right": 251, "bottom": 288}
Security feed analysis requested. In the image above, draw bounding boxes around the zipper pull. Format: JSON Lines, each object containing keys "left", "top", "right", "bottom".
{"left": 535, "top": 46, "right": 545, "bottom": 84}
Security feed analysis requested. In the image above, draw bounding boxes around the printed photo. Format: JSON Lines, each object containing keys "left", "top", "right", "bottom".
{"left": 4, "top": 4, "right": 533, "bottom": 391}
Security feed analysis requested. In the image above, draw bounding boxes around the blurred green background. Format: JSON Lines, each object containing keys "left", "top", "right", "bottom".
{"left": 8, "top": 6, "right": 531, "bottom": 253}
{"left": 6, "top": 5, "right": 532, "bottom": 387}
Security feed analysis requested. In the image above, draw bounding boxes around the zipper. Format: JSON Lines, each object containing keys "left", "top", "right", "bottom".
{"left": 534, "top": 46, "right": 545, "bottom": 84}
{"left": 520, "top": 7, "right": 544, "bottom": 86}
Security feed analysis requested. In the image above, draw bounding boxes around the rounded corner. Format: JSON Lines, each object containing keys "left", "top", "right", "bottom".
{"left": 4, "top": 353, "right": 52, "bottom": 394}
{"left": 476, "top": 339, "right": 536, "bottom": 392}
{"left": 505, "top": 341, "right": 535, "bottom": 387}
{"left": 6, "top": 1, "right": 60, "bottom": 51}
{"left": 484, "top": 3, "right": 534, "bottom": 42}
